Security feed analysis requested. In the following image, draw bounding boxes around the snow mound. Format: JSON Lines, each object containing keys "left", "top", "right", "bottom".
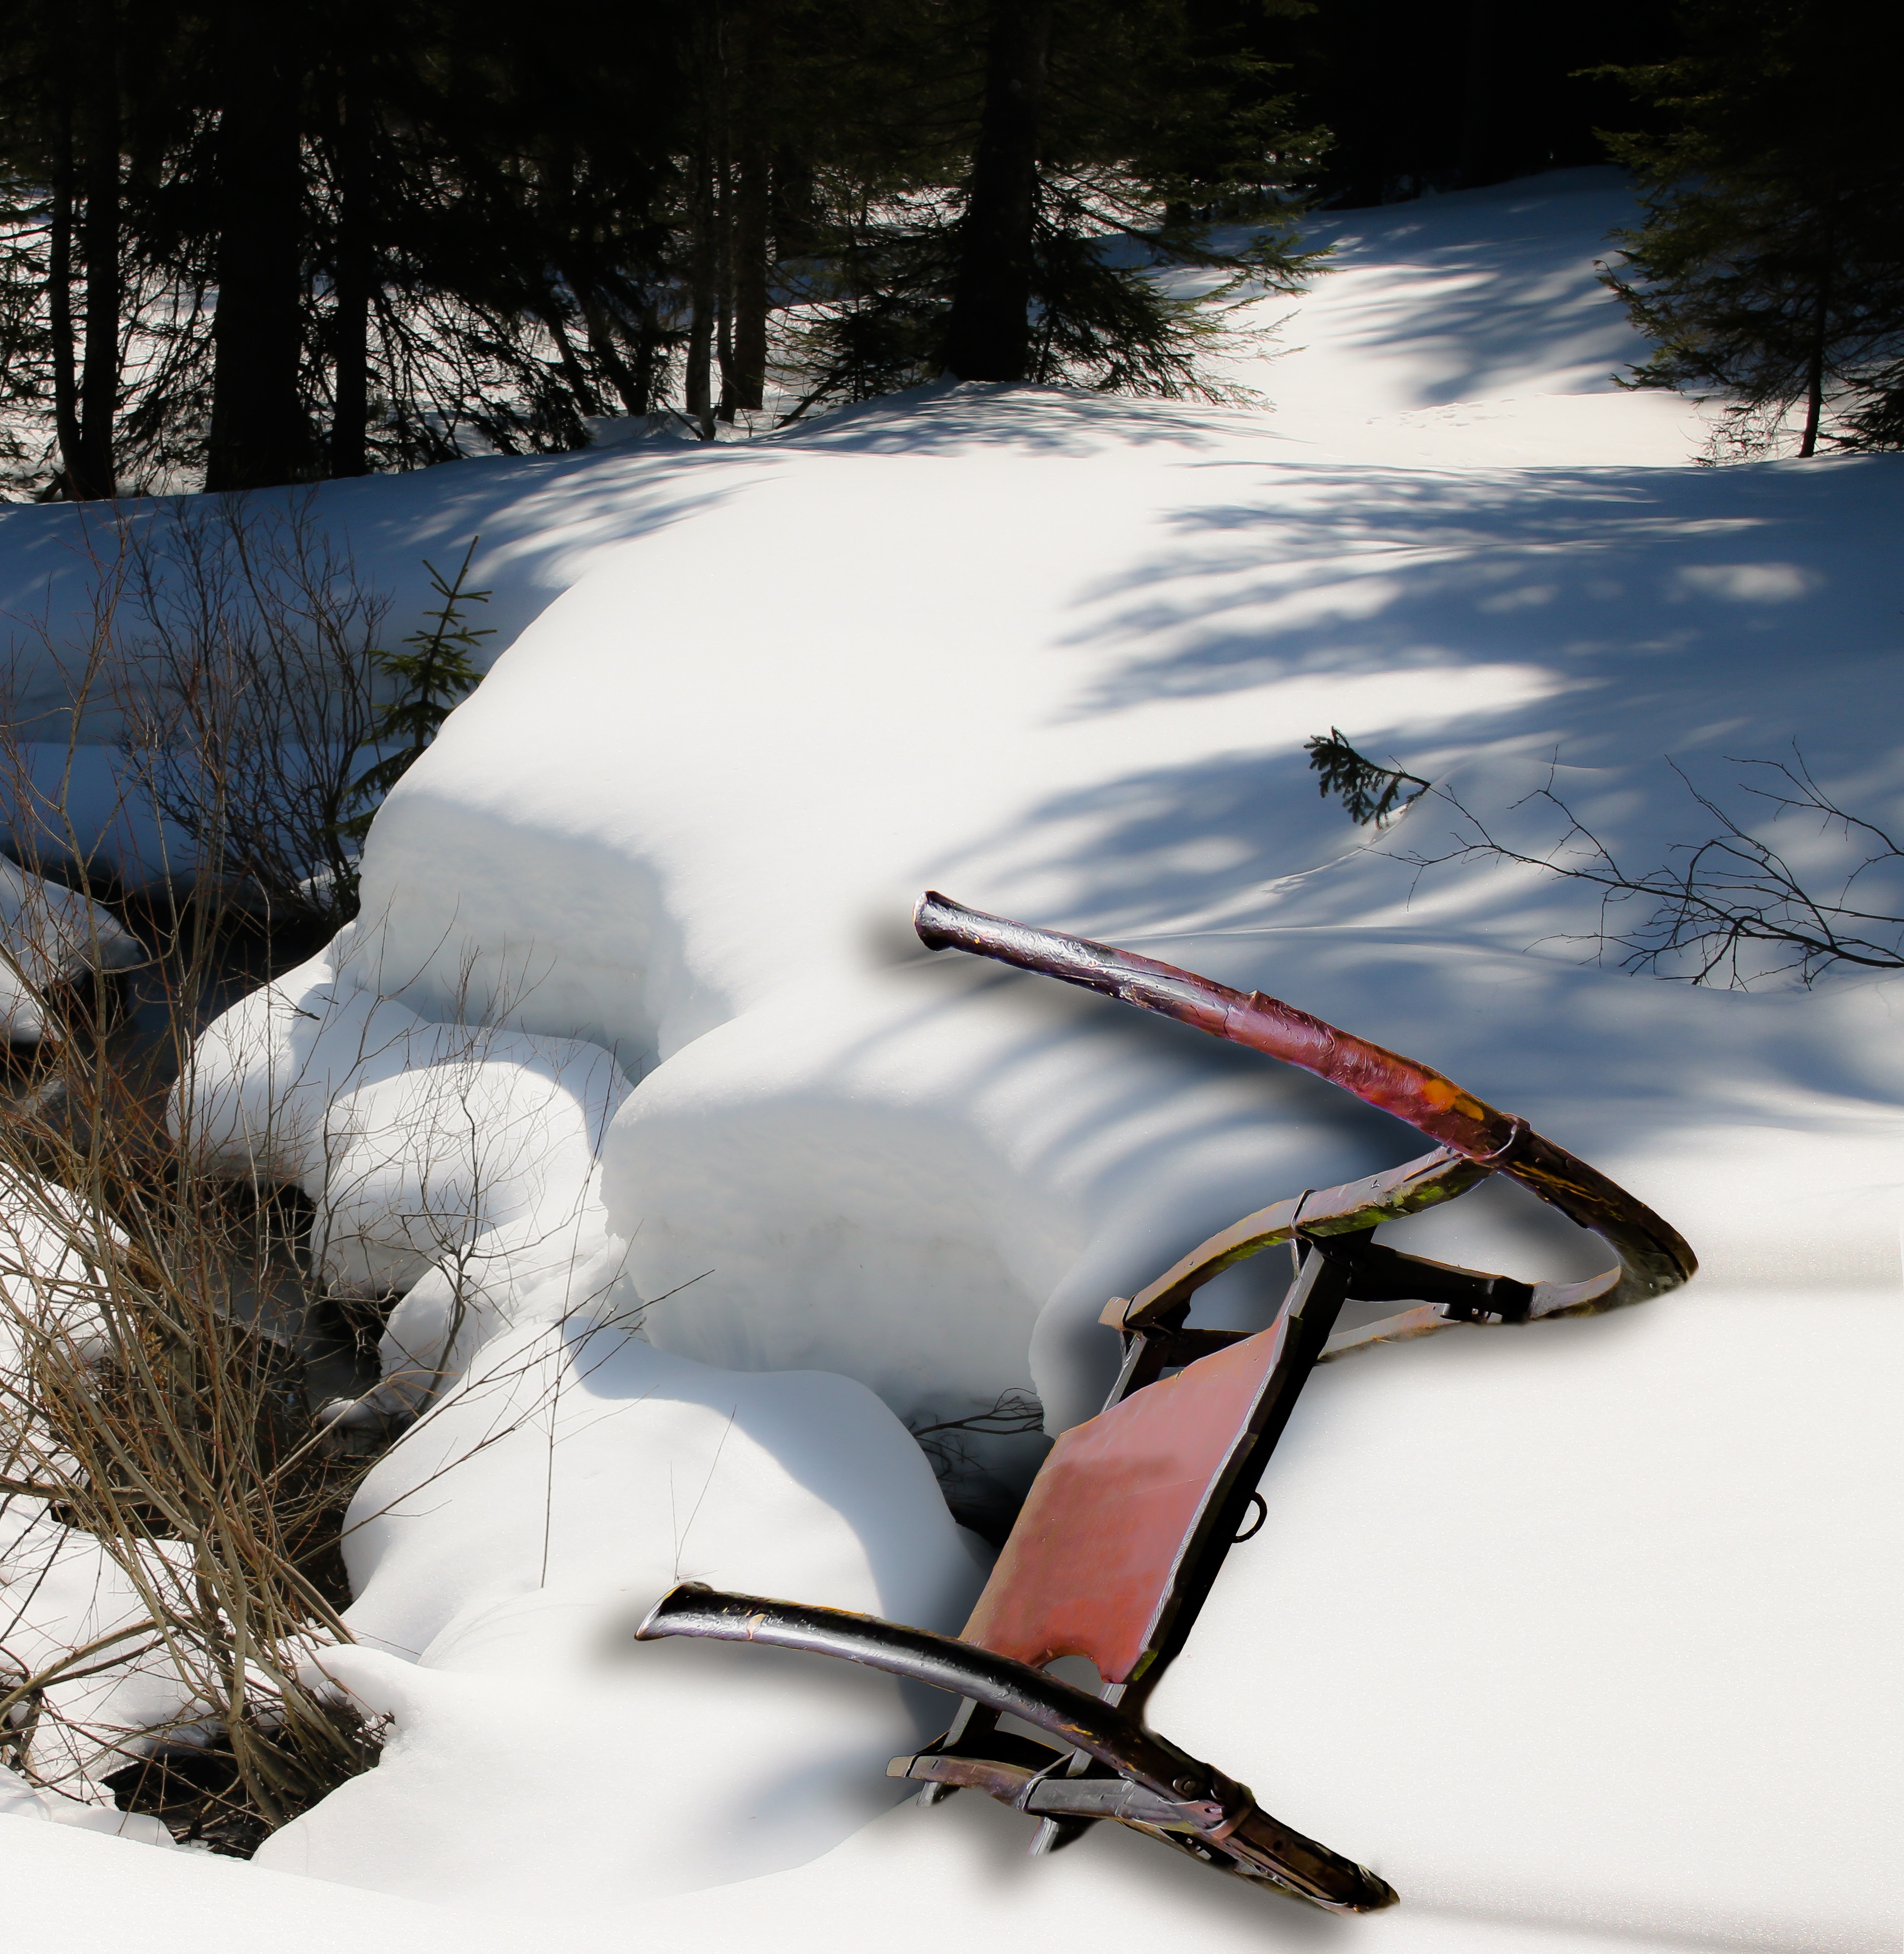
{"left": 313, "top": 402, "right": 1903, "bottom": 1434}
{"left": 0, "top": 1762, "right": 173, "bottom": 1847}
{"left": 176, "top": 929, "right": 629, "bottom": 1306}
{"left": 258, "top": 1325, "right": 988, "bottom": 1907}
{"left": 0, "top": 856, "right": 139, "bottom": 1042}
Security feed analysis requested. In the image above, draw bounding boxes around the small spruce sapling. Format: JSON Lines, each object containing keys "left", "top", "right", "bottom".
{"left": 341, "top": 540, "right": 494, "bottom": 846}
{"left": 1304, "top": 729, "right": 1429, "bottom": 826}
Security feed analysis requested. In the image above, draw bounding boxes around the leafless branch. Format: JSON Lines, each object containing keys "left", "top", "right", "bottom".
{"left": 1410, "top": 750, "right": 1904, "bottom": 987}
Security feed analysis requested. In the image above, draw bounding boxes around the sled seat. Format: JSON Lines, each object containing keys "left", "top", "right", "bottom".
{"left": 635, "top": 897, "right": 1696, "bottom": 1914}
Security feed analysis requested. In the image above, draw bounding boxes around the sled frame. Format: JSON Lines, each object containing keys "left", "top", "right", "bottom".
{"left": 635, "top": 896, "right": 1696, "bottom": 1915}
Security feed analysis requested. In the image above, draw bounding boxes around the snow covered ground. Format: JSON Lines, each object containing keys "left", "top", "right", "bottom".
{"left": 1219, "top": 169, "right": 1718, "bottom": 465}
{"left": 2, "top": 171, "right": 1898, "bottom": 1952}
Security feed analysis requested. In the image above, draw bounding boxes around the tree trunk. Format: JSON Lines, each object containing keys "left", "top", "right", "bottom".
{"left": 76, "top": 0, "right": 119, "bottom": 499}
{"left": 714, "top": 151, "right": 737, "bottom": 422}
{"left": 681, "top": 1, "right": 721, "bottom": 435}
{"left": 206, "top": 9, "right": 307, "bottom": 492}
{"left": 1800, "top": 340, "right": 1824, "bottom": 458}
{"left": 629, "top": 304, "right": 662, "bottom": 416}
{"left": 329, "top": 66, "right": 371, "bottom": 478}
{"left": 730, "top": 2, "right": 773, "bottom": 415}
{"left": 731, "top": 149, "right": 770, "bottom": 412}
{"left": 942, "top": 0, "right": 1053, "bottom": 384}
{"left": 1799, "top": 227, "right": 1834, "bottom": 459}
{"left": 685, "top": 144, "right": 717, "bottom": 435}
{"left": 710, "top": 6, "right": 739, "bottom": 426}
{"left": 49, "top": 103, "right": 84, "bottom": 496}
{"left": 582, "top": 302, "right": 645, "bottom": 417}
{"left": 1457, "top": 0, "right": 1499, "bottom": 191}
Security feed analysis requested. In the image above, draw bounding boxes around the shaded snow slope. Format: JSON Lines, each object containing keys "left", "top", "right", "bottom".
{"left": 334, "top": 400, "right": 1904, "bottom": 1433}
{"left": 0, "top": 168, "right": 1685, "bottom": 777}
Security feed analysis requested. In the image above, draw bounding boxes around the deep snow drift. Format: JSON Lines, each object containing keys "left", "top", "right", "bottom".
{"left": 2, "top": 171, "right": 1898, "bottom": 1954}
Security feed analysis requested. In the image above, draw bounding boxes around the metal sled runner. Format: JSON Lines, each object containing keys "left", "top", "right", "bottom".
{"left": 637, "top": 892, "right": 1697, "bottom": 1913}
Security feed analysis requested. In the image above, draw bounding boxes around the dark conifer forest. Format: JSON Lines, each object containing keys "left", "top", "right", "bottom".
{"left": 0, "top": 0, "right": 1896, "bottom": 498}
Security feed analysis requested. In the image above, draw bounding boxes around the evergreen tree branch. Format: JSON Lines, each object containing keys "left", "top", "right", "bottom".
{"left": 339, "top": 538, "right": 492, "bottom": 844}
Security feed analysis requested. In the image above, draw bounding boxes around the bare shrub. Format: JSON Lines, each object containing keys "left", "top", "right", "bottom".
{"left": 0, "top": 573, "right": 392, "bottom": 1842}
{"left": 0, "top": 991, "right": 383, "bottom": 1848}
{"left": 1413, "top": 751, "right": 1904, "bottom": 987}
{"left": 0, "top": 522, "right": 624, "bottom": 1851}
{"left": 114, "top": 494, "right": 386, "bottom": 937}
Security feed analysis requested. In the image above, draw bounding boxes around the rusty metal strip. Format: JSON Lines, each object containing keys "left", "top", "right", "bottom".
{"left": 1102, "top": 1145, "right": 1488, "bottom": 1333}
{"left": 916, "top": 892, "right": 1695, "bottom": 1309}
{"left": 1319, "top": 1261, "right": 1630, "bottom": 1363}
{"left": 891, "top": 1753, "right": 1042, "bottom": 1799}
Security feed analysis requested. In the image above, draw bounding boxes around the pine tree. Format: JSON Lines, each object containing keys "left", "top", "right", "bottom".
{"left": 789, "top": 0, "right": 1328, "bottom": 409}
{"left": 0, "top": 0, "right": 139, "bottom": 498}
{"left": 1597, "top": 0, "right": 1904, "bottom": 457}
{"left": 340, "top": 539, "right": 494, "bottom": 845}
{"left": 1, "top": 0, "right": 1334, "bottom": 490}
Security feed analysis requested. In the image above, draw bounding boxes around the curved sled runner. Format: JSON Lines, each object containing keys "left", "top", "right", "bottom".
{"left": 637, "top": 893, "right": 1697, "bottom": 1913}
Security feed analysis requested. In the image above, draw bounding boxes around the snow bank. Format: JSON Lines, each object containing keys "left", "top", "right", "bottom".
{"left": 326, "top": 406, "right": 1904, "bottom": 1430}
{"left": 176, "top": 929, "right": 630, "bottom": 1303}
{"left": 258, "top": 1324, "right": 988, "bottom": 1906}
{"left": 0, "top": 1762, "right": 173, "bottom": 1847}
{"left": 250, "top": 1276, "right": 1895, "bottom": 1943}
{"left": 0, "top": 855, "right": 139, "bottom": 1042}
